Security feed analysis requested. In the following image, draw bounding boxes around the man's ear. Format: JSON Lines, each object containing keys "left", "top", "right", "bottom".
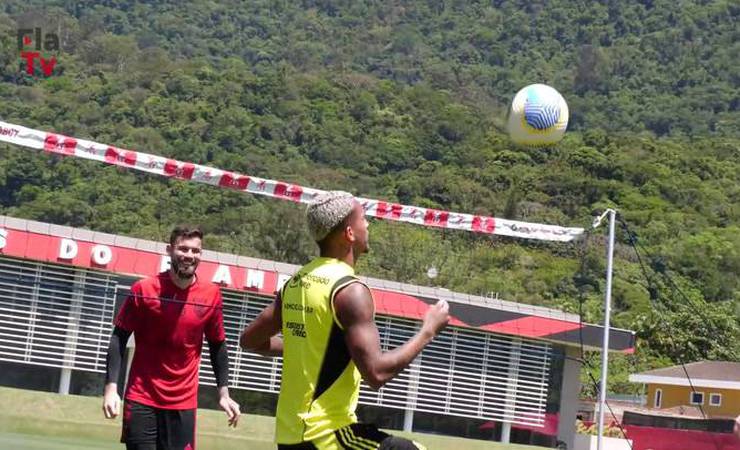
{"left": 166, "top": 244, "right": 172, "bottom": 254}
{"left": 344, "top": 224, "right": 356, "bottom": 243}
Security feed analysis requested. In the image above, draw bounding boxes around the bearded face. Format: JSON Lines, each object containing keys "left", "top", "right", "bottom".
{"left": 168, "top": 236, "right": 202, "bottom": 280}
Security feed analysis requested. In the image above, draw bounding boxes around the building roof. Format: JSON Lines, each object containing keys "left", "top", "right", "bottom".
{"left": 637, "top": 361, "right": 740, "bottom": 382}
{"left": 629, "top": 361, "right": 740, "bottom": 390}
{"left": 0, "top": 214, "right": 636, "bottom": 352}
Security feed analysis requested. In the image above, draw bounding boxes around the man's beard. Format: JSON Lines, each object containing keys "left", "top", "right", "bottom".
{"left": 172, "top": 259, "right": 197, "bottom": 279}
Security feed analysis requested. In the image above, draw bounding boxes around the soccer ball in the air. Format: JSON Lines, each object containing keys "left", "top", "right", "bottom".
{"left": 507, "top": 84, "right": 568, "bottom": 146}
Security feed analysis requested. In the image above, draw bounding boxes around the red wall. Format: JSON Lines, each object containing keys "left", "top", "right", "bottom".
{"left": 624, "top": 425, "right": 740, "bottom": 450}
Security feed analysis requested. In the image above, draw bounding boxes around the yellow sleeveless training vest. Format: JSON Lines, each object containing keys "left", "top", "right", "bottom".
{"left": 275, "top": 257, "right": 365, "bottom": 444}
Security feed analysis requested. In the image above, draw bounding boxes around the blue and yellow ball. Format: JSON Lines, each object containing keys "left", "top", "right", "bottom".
{"left": 507, "top": 84, "right": 569, "bottom": 146}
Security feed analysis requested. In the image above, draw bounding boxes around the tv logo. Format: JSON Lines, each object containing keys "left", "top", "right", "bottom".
{"left": 16, "top": 28, "right": 59, "bottom": 76}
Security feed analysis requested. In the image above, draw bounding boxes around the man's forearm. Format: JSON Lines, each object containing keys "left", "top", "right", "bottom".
{"left": 208, "top": 340, "right": 230, "bottom": 387}
{"left": 369, "top": 328, "right": 434, "bottom": 388}
{"left": 105, "top": 327, "right": 131, "bottom": 385}
{"left": 252, "top": 336, "right": 284, "bottom": 356}
{"left": 239, "top": 297, "right": 283, "bottom": 356}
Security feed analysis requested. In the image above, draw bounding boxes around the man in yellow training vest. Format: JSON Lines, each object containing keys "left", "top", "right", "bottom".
{"left": 241, "top": 191, "right": 450, "bottom": 449}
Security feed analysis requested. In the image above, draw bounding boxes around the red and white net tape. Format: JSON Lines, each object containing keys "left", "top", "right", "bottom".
{"left": 0, "top": 120, "right": 585, "bottom": 242}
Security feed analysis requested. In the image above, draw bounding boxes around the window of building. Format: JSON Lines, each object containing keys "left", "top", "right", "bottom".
{"left": 654, "top": 388, "right": 662, "bottom": 408}
{"left": 689, "top": 391, "right": 704, "bottom": 405}
{"left": 709, "top": 393, "right": 722, "bottom": 406}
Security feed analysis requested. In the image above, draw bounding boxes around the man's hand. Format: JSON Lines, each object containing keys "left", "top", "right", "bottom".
{"left": 421, "top": 299, "right": 450, "bottom": 337}
{"left": 102, "top": 383, "right": 121, "bottom": 419}
{"left": 218, "top": 387, "right": 241, "bottom": 427}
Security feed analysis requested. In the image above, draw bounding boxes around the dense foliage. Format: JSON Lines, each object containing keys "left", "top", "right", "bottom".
{"left": 0, "top": 1, "right": 737, "bottom": 394}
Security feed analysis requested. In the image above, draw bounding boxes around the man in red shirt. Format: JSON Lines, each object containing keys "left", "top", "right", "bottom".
{"left": 102, "top": 225, "right": 240, "bottom": 449}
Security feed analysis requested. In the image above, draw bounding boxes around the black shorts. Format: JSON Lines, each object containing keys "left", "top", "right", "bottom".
{"left": 121, "top": 400, "right": 196, "bottom": 450}
{"left": 277, "top": 423, "right": 426, "bottom": 450}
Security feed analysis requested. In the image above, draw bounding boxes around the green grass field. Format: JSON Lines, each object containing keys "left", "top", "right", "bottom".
{"left": 0, "top": 387, "right": 539, "bottom": 449}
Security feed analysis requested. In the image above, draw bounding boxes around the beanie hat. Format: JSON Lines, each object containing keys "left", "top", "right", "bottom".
{"left": 306, "top": 191, "right": 355, "bottom": 242}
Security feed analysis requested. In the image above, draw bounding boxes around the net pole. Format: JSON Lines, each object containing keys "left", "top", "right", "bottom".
{"left": 597, "top": 209, "right": 616, "bottom": 450}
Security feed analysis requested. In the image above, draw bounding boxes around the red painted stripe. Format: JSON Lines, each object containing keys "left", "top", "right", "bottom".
{"left": 372, "top": 289, "right": 469, "bottom": 327}
{"left": 372, "top": 289, "right": 429, "bottom": 320}
{"left": 105, "top": 146, "right": 137, "bottom": 166}
{"left": 423, "top": 209, "right": 449, "bottom": 227}
{"left": 376, "top": 202, "right": 403, "bottom": 219}
{"left": 481, "top": 316, "right": 582, "bottom": 338}
{"left": 164, "top": 160, "right": 195, "bottom": 180}
{"left": 273, "top": 183, "right": 303, "bottom": 202}
{"left": 472, "top": 216, "right": 496, "bottom": 233}
{"left": 44, "top": 134, "right": 77, "bottom": 155}
{"left": 218, "top": 172, "right": 250, "bottom": 190}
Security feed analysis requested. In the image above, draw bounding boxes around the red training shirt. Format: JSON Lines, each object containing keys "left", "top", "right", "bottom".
{"left": 114, "top": 272, "right": 225, "bottom": 409}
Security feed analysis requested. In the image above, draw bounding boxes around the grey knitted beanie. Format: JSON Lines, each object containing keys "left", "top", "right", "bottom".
{"left": 306, "top": 191, "right": 355, "bottom": 242}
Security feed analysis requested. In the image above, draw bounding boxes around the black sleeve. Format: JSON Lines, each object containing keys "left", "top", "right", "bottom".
{"left": 105, "top": 326, "right": 132, "bottom": 385}
{"left": 208, "top": 339, "right": 230, "bottom": 388}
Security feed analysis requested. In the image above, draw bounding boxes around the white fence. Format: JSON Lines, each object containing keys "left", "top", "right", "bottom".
{"left": 0, "top": 256, "right": 551, "bottom": 426}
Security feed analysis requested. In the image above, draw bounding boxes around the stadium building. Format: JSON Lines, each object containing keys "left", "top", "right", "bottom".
{"left": 0, "top": 215, "right": 635, "bottom": 448}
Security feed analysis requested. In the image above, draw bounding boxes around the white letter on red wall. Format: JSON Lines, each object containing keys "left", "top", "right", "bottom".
{"left": 59, "top": 238, "right": 78, "bottom": 260}
{"left": 91, "top": 245, "right": 112, "bottom": 266}
{"left": 212, "top": 265, "right": 232, "bottom": 286}
{"left": 160, "top": 256, "right": 171, "bottom": 273}
{"left": 276, "top": 273, "right": 292, "bottom": 291}
{"left": 245, "top": 269, "right": 265, "bottom": 290}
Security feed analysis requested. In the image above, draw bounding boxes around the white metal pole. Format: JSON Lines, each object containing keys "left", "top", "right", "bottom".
{"left": 597, "top": 209, "right": 616, "bottom": 450}
{"left": 404, "top": 351, "right": 422, "bottom": 433}
{"left": 501, "top": 339, "right": 521, "bottom": 444}
{"left": 58, "top": 367, "right": 72, "bottom": 395}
